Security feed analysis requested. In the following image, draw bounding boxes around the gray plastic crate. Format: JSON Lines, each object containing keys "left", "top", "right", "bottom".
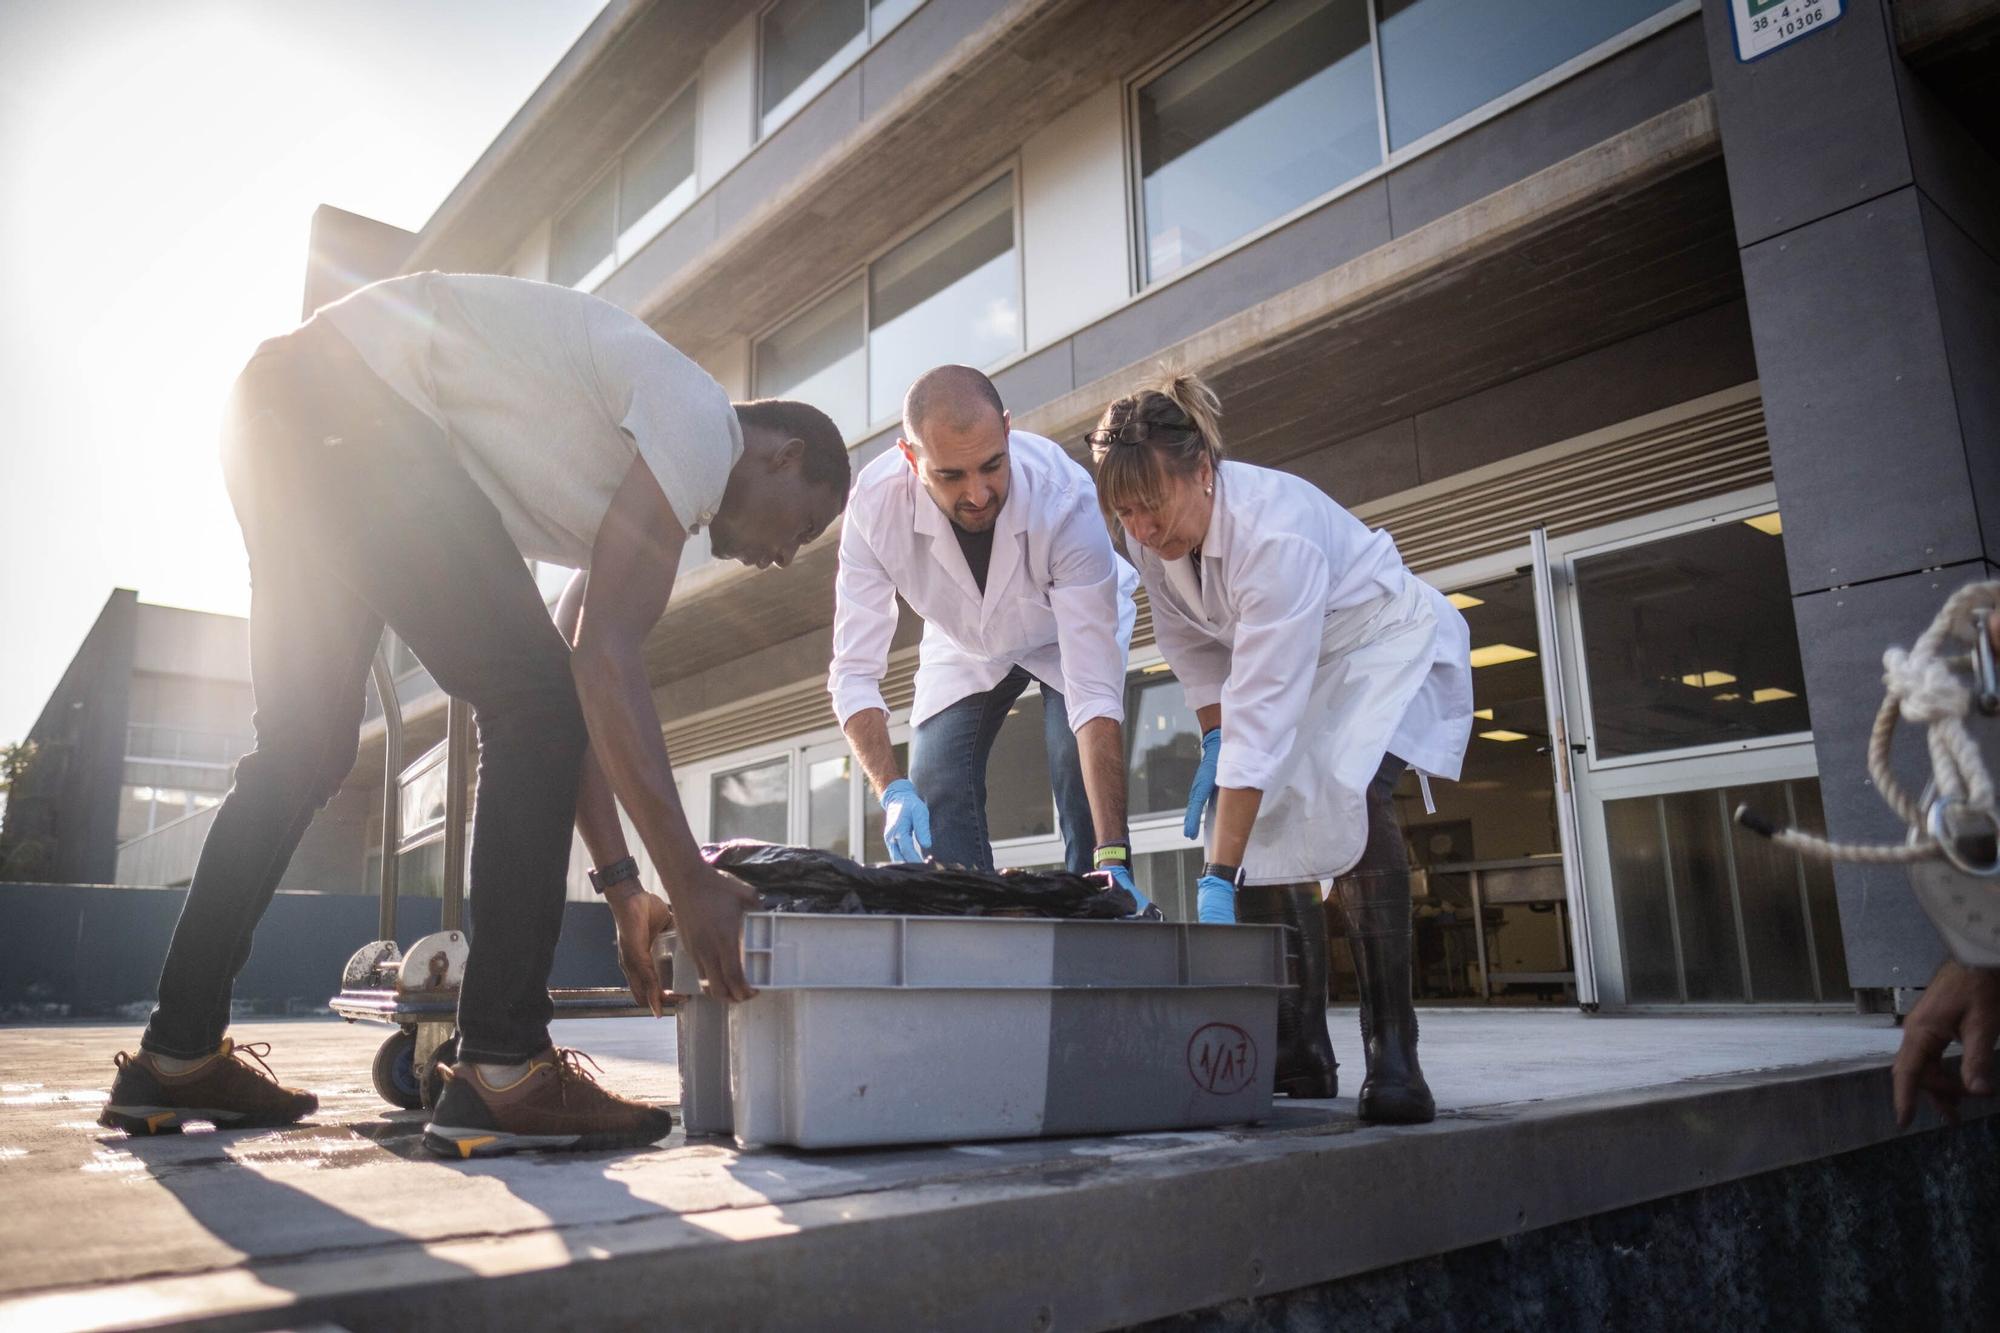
{"left": 670, "top": 912, "right": 1290, "bottom": 1149}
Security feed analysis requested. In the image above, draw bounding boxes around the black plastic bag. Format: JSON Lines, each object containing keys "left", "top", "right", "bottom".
{"left": 702, "top": 840, "right": 1140, "bottom": 919}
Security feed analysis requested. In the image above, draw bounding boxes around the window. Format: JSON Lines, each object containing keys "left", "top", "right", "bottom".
{"left": 1396, "top": 573, "right": 1560, "bottom": 865}
{"left": 617, "top": 87, "right": 698, "bottom": 254}
{"left": 868, "top": 175, "right": 1019, "bottom": 425}
{"left": 1376, "top": 0, "right": 1677, "bottom": 150}
{"left": 1571, "top": 516, "right": 1810, "bottom": 760}
{"left": 753, "top": 278, "right": 867, "bottom": 439}
{"left": 1137, "top": 0, "right": 1380, "bottom": 283}
{"left": 1127, "top": 670, "right": 1203, "bottom": 815}
{"left": 551, "top": 171, "right": 617, "bottom": 291}
{"left": 753, "top": 173, "right": 1019, "bottom": 442}
{"left": 760, "top": 0, "right": 926, "bottom": 138}
{"left": 551, "top": 85, "right": 698, "bottom": 289}
{"left": 1135, "top": 0, "right": 1682, "bottom": 286}
{"left": 808, "top": 755, "right": 852, "bottom": 855}
{"left": 713, "top": 756, "right": 792, "bottom": 843}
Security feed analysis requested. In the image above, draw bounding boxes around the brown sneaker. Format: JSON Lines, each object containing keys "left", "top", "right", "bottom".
{"left": 422, "top": 1048, "right": 674, "bottom": 1159}
{"left": 99, "top": 1039, "right": 318, "bottom": 1135}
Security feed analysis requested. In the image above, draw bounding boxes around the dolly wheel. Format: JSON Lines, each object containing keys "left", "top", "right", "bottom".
{"left": 372, "top": 1030, "right": 422, "bottom": 1110}
{"left": 420, "top": 1035, "right": 459, "bottom": 1111}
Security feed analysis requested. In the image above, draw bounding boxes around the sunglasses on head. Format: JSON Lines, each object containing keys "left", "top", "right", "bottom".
{"left": 1085, "top": 420, "right": 1197, "bottom": 448}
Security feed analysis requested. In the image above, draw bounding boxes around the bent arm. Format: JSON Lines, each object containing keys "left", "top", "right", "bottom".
{"left": 554, "top": 569, "right": 632, "bottom": 878}
{"left": 829, "top": 509, "right": 901, "bottom": 732}
{"left": 576, "top": 455, "right": 756, "bottom": 1000}
{"left": 843, "top": 707, "right": 904, "bottom": 800}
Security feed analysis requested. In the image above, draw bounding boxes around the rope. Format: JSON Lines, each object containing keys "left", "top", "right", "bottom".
{"left": 1737, "top": 581, "right": 2000, "bottom": 868}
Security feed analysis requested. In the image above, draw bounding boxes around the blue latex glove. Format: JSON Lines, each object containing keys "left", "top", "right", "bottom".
{"left": 1197, "top": 873, "right": 1238, "bottom": 924}
{"left": 1183, "top": 727, "right": 1222, "bottom": 840}
{"left": 878, "top": 778, "right": 932, "bottom": 864}
{"left": 1104, "top": 862, "right": 1162, "bottom": 921}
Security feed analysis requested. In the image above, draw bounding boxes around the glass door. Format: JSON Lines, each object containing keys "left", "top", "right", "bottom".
{"left": 1391, "top": 560, "right": 1577, "bottom": 1004}
{"left": 1549, "top": 493, "right": 1849, "bottom": 1006}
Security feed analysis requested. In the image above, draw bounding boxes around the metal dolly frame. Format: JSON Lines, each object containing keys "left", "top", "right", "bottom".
{"left": 331, "top": 643, "right": 654, "bottom": 1111}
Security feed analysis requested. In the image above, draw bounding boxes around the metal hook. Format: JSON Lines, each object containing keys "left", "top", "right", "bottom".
{"left": 1972, "top": 606, "right": 1999, "bottom": 717}
{"left": 1927, "top": 797, "right": 2000, "bottom": 878}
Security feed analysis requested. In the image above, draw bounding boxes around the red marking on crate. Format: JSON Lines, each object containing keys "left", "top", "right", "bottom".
{"left": 1187, "top": 1023, "right": 1257, "bottom": 1095}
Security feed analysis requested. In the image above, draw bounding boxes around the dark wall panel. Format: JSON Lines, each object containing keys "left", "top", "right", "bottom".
{"left": 1739, "top": 189, "right": 1982, "bottom": 593}
{"left": 993, "top": 341, "right": 1076, "bottom": 421}
{"left": 1071, "top": 181, "right": 1392, "bottom": 385}
{"left": 861, "top": 0, "right": 998, "bottom": 120}
{"left": 716, "top": 66, "right": 867, "bottom": 236}
{"left": 1412, "top": 298, "right": 1758, "bottom": 482}
{"left": 1919, "top": 194, "right": 2000, "bottom": 564}
{"left": 1282, "top": 418, "right": 1421, "bottom": 510}
{"left": 1699, "top": 0, "right": 1912, "bottom": 248}
{"left": 0, "top": 885, "right": 621, "bottom": 1017}
{"left": 1786, "top": 563, "right": 1996, "bottom": 989}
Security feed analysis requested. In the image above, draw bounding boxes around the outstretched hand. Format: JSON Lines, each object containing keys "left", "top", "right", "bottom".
{"left": 667, "top": 861, "right": 761, "bottom": 1003}
{"left": 607, "top": 887, "right": 674, "bottom": 1016}
{"left": 1892, "top": 959, "right": 1999, "bottom": 1128}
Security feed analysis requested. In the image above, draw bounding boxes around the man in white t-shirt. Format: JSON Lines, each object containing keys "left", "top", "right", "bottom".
{"left": 101, "top": 273, "right": 850, "bottom": 1158}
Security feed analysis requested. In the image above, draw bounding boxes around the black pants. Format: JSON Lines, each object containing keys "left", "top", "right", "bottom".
{"left": 142, "top": 319, "right": 585, "bottom": 1064}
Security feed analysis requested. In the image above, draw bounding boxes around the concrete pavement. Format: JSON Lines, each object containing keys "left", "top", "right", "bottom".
{"left": 0, "top": 1008, "right": 1971, "bottom": 1331}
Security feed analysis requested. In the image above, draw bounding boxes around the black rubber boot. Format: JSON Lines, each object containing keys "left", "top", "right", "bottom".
{"left": 1335, "top": 868, "right": 1434, "bottom": 1124}
{"left": 1237, "top": 883, "right": 1338, "bottom": 1099}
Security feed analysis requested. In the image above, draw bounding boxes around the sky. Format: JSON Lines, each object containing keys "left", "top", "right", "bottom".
{"left": 0, "top": 0, "right": 605, "bottom": 746}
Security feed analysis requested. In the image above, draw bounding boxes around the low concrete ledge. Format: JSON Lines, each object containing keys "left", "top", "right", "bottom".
{"left": 3, "top": 1015, "right": 1985, "bottom": 1333}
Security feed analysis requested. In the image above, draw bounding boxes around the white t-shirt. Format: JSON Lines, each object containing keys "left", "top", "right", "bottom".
{"left": 316, "top": 271, "right": 742, "bottom": 569}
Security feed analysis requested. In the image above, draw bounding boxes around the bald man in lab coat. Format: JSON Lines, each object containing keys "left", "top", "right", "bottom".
{"left": 829, "top": 366, "right": 1150, "bottom": 911}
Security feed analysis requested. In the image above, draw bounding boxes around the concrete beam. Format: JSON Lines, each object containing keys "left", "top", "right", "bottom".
{"left": 1895, "top": 0, "right": 2000, "bottom": 59}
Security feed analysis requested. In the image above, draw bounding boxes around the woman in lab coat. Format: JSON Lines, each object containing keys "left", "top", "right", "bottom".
{"left": 1087, "top": 372, "right": 1472, "bottom": 1123}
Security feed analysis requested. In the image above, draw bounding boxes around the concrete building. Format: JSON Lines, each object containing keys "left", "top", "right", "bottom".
{"left": 293, "top": 0, "right": 1997, "bottom": 1009}
{"left": 0, "top": 585, "right": 456, "bottom": 904}
{"left": 1, "top": 591, "right": 251, "bottom": 886}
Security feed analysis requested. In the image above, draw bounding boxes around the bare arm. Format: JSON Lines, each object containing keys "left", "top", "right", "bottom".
{"left": 574, "top": 456, "right": 757, "bottom": 1002}
{"left": 1075, "top": 717, "right": 1129, "bottom": 846}
{"left": 553, "top": 570, "right": 629, "bottom": 872}
{"left": 843, "top": 708, "right": 904, "bottom": 799}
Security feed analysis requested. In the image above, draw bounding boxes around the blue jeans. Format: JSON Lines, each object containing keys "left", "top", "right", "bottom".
{"left": 908, "top": 666, "right": 1096, "bottom": 874}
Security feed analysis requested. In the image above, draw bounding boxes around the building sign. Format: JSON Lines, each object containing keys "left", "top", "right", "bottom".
{"left": 1730, "top": 0, "right": 1843, "bottom": 62}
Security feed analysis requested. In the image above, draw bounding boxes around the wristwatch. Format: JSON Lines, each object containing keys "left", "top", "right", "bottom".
{"left": 1201, "top": 861, "right": 1243, "bottom": 886}
{"left": 588, "top": 855, "right": 641, "bottom": 895}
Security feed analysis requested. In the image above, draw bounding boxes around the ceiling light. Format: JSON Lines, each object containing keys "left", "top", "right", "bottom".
{"left": 1478, "top": 729, "right": 1529, "bottom": 742}
{"left": 1743, "top": 513, "right": 1783, "bottom": 536}
{"left": 1447, "top": 592, "right": 1485, "bottom": 610}
{"left": 1680, "top": 670, "right": 1737, "bottom": 688}
{"left": 1468, "top": 643, "right": 1537, "bottom": 669}
{"left": 1473, "top": 707, "right": 1494, "bottom": 720}
{"left": 1753, "top": 687, "right": 1797, "bottom": 703}
{"left": 1713, "top": 692, "right": 1742, "bottom": 702}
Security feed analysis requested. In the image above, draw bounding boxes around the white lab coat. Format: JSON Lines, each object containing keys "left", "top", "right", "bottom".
{"left": 830, "top": 430, "right": 1138, "bottom": 732}
{"left": 1134, "top": 461, "right": 1473, "bottom": 885}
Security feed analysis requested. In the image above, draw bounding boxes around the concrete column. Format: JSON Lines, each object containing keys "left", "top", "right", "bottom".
{"left": 1701, "top": 0, "right": 2000, "bottom": 992}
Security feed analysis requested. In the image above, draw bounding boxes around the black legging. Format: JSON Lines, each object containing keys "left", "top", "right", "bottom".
{"left": 1355, "top": 752, "right": 1411, "bottom": 879}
